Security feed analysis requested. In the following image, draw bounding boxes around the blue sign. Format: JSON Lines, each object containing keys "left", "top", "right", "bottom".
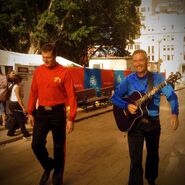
{"left": 84, "top": 68, "right": 102, "bottom": 96}
{"left": 114, "top": 70, "right": 124, "bottom": 88}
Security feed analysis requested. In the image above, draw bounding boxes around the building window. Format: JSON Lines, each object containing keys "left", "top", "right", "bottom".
{"left": 182, "top": 65, "right": 185, "bottom": 73}
{"left": 152, "top": 46, "right": 154, "bottom": 53}
{"left": 171, "top": 25, "right": 174, "bottom": 29}
{"left": 152, "top": 56, "right": 154, "bottom": 61}
{"left": 141, "top": 7, "right": 146, "bottom": 12}
{"left": 148, "top": 46, "right": 150, "bottom": 53}
{"left": 167, "top": 55, "right": 170, "bottom": 61}
{"left": 163, "top": 45, "right": 166, "bottom": 50}
{"left": 167, "top": 35, "right": 170, "bottom": 41}
{"left": 171, "top": 55, "right": 174, "bottom": 61}
{"left": 135, "top": 45, "right": 140, "bottom": 50}
{"left": 167, "top": 45, "right": 170, "bottom": 51}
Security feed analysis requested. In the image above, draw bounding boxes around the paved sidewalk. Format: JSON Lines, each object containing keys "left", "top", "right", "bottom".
{"left": 0, "top": 105, "right": 113, "bottom": 145}
{"left": 0, "top": 86, "right": 185, "bottom": 185}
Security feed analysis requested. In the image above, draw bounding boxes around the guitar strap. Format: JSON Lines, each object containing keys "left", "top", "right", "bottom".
{"left": 139, "top": 71, "right": 154, "bottom": 123}
{"left": 147, "top": 71, "right": 154, "bottom": 92}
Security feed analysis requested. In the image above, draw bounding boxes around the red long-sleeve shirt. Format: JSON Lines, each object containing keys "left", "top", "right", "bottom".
{"left": 27, "top": 63, "right": 77, "bottom": 121}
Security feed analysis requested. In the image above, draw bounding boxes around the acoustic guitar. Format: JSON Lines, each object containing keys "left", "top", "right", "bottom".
{"left": 113, "top": 72, "right": 181, "bottom": 132}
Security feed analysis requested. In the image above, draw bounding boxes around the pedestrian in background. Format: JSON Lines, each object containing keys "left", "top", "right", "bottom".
{"left": 27, "top": 43, "right": 77, "bottom": 185}
{"left": 6, "top": 70, "right": 16, "bottom": 103}
{"left": 7, "top": 74, "right": 31, "bottom": 139}
{"left": 111, "top": 49, "right": 179, "bottom": 185}
{"left": 0, "top": 67, "right": 8, "bottom": 126}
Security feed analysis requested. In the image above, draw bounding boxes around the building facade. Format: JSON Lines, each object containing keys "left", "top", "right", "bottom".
{"left": 127, "top": 0, "right": 185, "bottom": 77}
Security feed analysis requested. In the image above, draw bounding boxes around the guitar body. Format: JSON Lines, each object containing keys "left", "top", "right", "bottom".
{"left": 113, "top": 91, "right": 149, "bottom": 132}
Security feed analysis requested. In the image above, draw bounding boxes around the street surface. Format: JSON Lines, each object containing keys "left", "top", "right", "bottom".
{"left": 0, "top": 88, "right": 185, "bottom": 185}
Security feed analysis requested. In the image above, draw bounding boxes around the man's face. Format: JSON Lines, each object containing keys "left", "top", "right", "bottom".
{"left": 132, "top": 53, "right": 148, "bottom": 74}
{"left": 42, "top": 51, "right": 56, "bottom": 68}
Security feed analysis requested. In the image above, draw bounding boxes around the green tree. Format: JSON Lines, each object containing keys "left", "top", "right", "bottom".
{"left": 0, "top": 0, "right": 141, "bottom": 65}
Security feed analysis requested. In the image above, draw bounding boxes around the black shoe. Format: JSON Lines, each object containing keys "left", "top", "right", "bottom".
{"left": 147, "top": 180, "right": 156, "bottom": 185}
{"left": 7, "top": 133, "right": 15, "bottom": 136}
{"left": 149, "top": 183, "right": 156, "bottom": 185}
{"left": 52, "top": 170, "right": 63, "bottom": 185}
{"left": 39, "top": 169, "right": 53, "bottom": 185}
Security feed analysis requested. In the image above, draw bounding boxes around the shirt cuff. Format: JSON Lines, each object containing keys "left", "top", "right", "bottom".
{"left": 68, "top": 116, "right": 75, "bottom": 122}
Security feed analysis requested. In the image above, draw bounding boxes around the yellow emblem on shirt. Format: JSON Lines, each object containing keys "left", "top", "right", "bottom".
{"left": 54, "top": 77, "right": 61, "bottom": 83}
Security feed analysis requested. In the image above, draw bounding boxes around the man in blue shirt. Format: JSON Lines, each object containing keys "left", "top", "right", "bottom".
{"left": 111, "top": 49, "right": 179, "bottom": 185}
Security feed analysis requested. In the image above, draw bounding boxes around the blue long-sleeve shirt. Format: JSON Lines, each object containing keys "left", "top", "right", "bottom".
{"left": 111, "top": 72, "right": 179, "bottom": 117}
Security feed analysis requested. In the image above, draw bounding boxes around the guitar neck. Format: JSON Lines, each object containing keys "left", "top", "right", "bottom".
{"left": 135, "top": 80, "right": 167, "bottom": 106}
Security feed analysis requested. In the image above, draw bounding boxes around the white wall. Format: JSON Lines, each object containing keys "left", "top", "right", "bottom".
{"left": 89, "top": 57, "right": 134, "bottom": 71}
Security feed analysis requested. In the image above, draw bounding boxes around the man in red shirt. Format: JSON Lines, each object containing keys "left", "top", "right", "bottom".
{"left": 28, "top": 43, "right": 77, "bottom": 185}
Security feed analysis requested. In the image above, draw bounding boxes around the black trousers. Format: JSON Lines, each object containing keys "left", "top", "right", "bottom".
{"left": 127, "top": 117, "right": 161, "bottom": 185}
{"left": 7, "top": 101, "right": 30, "bottom": 137}
{"left": 31, "top": 104, "right": 66, "bottom": 174}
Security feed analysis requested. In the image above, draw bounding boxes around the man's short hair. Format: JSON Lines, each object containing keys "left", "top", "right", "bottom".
{"left": 132, "top": 49, "right": 148, "bottom": 61}
{"left": 41, "top": 43, "right": 57, "bottom": 57}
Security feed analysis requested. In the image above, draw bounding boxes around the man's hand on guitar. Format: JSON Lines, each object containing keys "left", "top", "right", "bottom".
{"left": 171, "top": 114, "right": 179, "bottom": 130}
{"left": 128, "top": 104, "right": 138, "bottom": 114}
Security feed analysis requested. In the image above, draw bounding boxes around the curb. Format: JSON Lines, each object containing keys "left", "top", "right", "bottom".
{"left": 0, "top": 135, "right": 24, "bottom": 145}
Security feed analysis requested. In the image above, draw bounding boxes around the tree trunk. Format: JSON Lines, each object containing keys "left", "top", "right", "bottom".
{"left": 28, "top": 43, "right": 39, "bottom": 54}
{"left": 28, "top": 32, "right": 40, "bottom": 54}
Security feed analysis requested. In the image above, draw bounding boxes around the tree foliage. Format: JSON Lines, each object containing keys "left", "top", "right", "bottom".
{"left": 0, "top": 0, "right": 141, "bottom": 65}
